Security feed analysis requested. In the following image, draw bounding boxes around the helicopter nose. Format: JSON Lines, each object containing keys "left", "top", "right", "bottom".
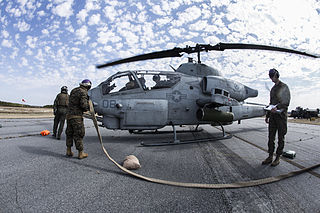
{"left": 245, "top": 86, "right": 258, "bottom": 98}
{"left": 87, "top": 87, "right": 99, "bottom": 105}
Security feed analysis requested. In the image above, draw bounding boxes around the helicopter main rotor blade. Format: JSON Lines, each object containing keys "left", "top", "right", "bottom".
{"left": 96, "top": 48, "right": 184, "bottom": 69}
{"left": 206, "top": 43, "right": 320, "bottom": 58}
{"left": 96, "top": 42, "right": 319, "bottom": 69}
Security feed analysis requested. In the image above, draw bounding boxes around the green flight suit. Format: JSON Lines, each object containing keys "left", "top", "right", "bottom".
{"left": 53, "top": 92, "right": 69, "bottom": 138}
{"left": 266, "top": 81, "right": 291, "bottom": 155}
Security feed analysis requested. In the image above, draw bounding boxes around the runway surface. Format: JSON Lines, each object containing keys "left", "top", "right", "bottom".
{"left": 0, "top": 117, "right": 319, "bottom": 212}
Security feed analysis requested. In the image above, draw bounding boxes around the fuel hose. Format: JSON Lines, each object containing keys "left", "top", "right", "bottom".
{"left": 89, "top": 100, "right": 320, "bottom": 189}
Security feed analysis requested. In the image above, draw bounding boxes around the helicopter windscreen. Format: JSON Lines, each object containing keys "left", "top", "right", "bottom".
{"left": 135, "top": 72, "right": 181, "bottom": 90}
{"left": 102, "top": 72, "right": 140, "bottom": 95}
{"left": 101, "top": 71, "right": 181, "bottom": 95}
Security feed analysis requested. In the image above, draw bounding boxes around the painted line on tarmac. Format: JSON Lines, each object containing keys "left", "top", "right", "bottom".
{"left": 0, "top": 133, "right": 40, "bottom": 140}
{"left": 231, "top": 133, "right": 320, "bottom": 179}
{"left": 0, "top": 126, "right": 95, "bottom": 140}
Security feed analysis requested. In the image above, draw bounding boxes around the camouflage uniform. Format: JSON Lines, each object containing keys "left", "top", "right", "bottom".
{"left": 53, "top": 92, "right": 69, "bottom": 139}
{"left": 266, "top": 81, "right": 291, "bottom": 155}
{"left": 65, "top": 86, "right": 90, "bottom": 151}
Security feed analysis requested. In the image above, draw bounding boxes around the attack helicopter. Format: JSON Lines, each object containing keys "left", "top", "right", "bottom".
{"left": 89, "top": 43, "right": 318, "bottom": 145}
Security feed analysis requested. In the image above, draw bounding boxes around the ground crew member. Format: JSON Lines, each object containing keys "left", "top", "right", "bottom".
{"left": 65, "top": 79, "right": 92, "bottom": 159}
{"left": 52, "top": 86, "right": 69, "bottom": 140}
{"left": 262, "top": 69, "right": 290, "bottom": 166}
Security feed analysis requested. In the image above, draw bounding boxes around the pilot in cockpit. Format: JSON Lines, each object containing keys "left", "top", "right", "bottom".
{"left": 138, "top": 77, "right": 146, "bottom": 89}
{"left": 120, "top": 76, "right": 139, "bottom": 91}
{"left": 152, "top": 75, "right": 162, "bottom": 88}
{"left": 125, "top": 80, "right": 135, "bottom": 90}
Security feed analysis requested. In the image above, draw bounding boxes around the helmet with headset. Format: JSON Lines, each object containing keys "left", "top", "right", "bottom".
{"left": 61, "top": 86, "right": 68, "bottom": 93}
{"left": 80, "top": 79, "right": 92, "bottom": 89}
{"left": 269, "top": 68, "right": 279, "bottom": 78}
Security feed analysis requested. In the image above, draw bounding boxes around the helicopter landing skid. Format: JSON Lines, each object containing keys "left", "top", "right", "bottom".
{"left": 130, "top": 127, "right": 203, "bottom": 135}
{"left": 140, "top": 123, "right": 232, "bottom": 146}
{"left": 140, "top": 134, "right": 232, "bottom": 146}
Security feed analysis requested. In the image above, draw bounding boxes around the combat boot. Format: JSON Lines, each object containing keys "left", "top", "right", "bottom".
{"left": 271, "top": 155, "right": 280, "bottom": 167}
{"left": 262, "top": 154, "right": 273, "bottom": 165}
{"left": 66, "top": 147, "right": 73, "bottom": 157}
{"left": 78, "top": 151, "right": 88, "bottom": 159}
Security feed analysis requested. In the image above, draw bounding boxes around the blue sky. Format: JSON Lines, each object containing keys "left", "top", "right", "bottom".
{"left": 1, "top": 0, "right": 320, "bottom": 110}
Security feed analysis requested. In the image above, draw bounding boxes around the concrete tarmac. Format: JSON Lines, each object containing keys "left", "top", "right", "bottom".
{"left": 0, "top": 117, "right": 319, "bottom": 212}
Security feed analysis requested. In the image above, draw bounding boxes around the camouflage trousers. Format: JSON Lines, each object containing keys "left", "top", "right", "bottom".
{"left": 53, "top": 107, "right": 67, "bottom": 137}
{"left": 66, "top": 118, "right": 85, "bottom": 151}
{"left": 268, "top": 114, "right": 287, "bottom": 155}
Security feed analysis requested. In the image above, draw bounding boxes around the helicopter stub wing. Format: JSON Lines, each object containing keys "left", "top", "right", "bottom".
{"left": 96, "top": 42, "right": 319, "bottom": 69}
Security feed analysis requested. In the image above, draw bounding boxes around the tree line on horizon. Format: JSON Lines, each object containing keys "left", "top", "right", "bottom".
{"left": 0, "top": 100, "right": 52, "bottom": 108}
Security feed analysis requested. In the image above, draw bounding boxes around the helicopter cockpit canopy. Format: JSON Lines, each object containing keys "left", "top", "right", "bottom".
{"left": 101, "top": 71, "right": 181, "bottom": 95}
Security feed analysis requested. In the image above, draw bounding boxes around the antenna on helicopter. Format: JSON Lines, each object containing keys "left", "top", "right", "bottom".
{"left": 96, "top": 42, "right": 319, "bottom": 69}
{"left": 169, "top": 65, "right": 177, "bottom": 72}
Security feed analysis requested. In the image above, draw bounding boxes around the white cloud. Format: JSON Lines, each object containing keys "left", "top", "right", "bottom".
{"left": 76, "top": 0, "right": 101, "bottom": 24}
{"left": 189, "top": 20, "right": 208, "bottom": 31}
{"left": 76, "top": 9, "right": 88, "bottom": 23}
{"left": 15, "top": 20, "right": 30, "bottom": 32}
{"left": 75, "top": 25, "right": 89, "bottom": 43}
{"left": 71, "top": 55, "right": 80, "bottom": 61}
{"left": 10, "top": 48, "right": 19, "bottom": 59}
{"left": 21, "top": 57, "right": 28, "bottom": 66}
{"left": 52, "top": 0, "right": 73, "bottom": 18}
{"left": 38, "top": 10, "right": 45, "bottom": 16}
{"left": 35, "top": 49, "right": 44, "bottom": 62}
{"left": 17, "top": 0, "right": 28, "bottom": 7}
{"left": 123, "top": 31, "right": 139, "bottom": 44}
{"left": 14, "top": 33, "right": 20, "bottom": 43}
{"left": 168, "top": 28, "right": 181, "bottom": 37}
{"left": 165, "top": 42, "right": 177, "bottom": 49}
{"left": 97, "top": 30, "right": 121, "bottom": 44}
{"left": 88, "top": 13, "right": 100, "bottom": 25}
{"left": 57, "top": 49, "right": 64, "bottom": 58}
{"left": 185, "top": 31, "right": 199, "bottom": 40}
{"left": 25, "top": 49, "right": 33, "bottom": 55}
{"left": 103, "top": 5, "right": 119, "bottom": 22}
{"left": 1, "top": 39, "right": 12, "bottom": 47}
{"left": 11, "top": 8, "right": 22, "bottom": 17}
{"left": 66, "top": 23, "right": 75, "bottom": 33}
{"left": 155, "top": 17, "right": 171, "bottom": 26}
{"left": 42, "top": 29, "right": 49, "bottom": 35}
{"left": 70, "top": 47, "right": 80, "bottom": 52}
{"left": 2, "top": 30, "right": 9, "bottom": 38}
{"left": 150, "top": 4, "right": 166, "bottom": 16}
{"left": 44, "top": 46, "right": 51, "bottom": 53}
{"left": 173, "top": 6, "right": 202, "bottom": 26}
{"left": 26, "top": 1, "right": 35, "bottom": 10}
{"left": 85, "top": 0, "right": 100, "bottom": 11}
{"left": 203, "top": 35, "right": 220, "bottom": 44}
{"left": 137, "top": 11, "right": 147, "bottom": 22}
{"left": 26, "top": 36, "right": 38, "bottom": 48}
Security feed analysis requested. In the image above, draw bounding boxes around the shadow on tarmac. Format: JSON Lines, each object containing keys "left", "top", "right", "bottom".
{"left": 17, "top": 145, "right": 129, "bottom": 177}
